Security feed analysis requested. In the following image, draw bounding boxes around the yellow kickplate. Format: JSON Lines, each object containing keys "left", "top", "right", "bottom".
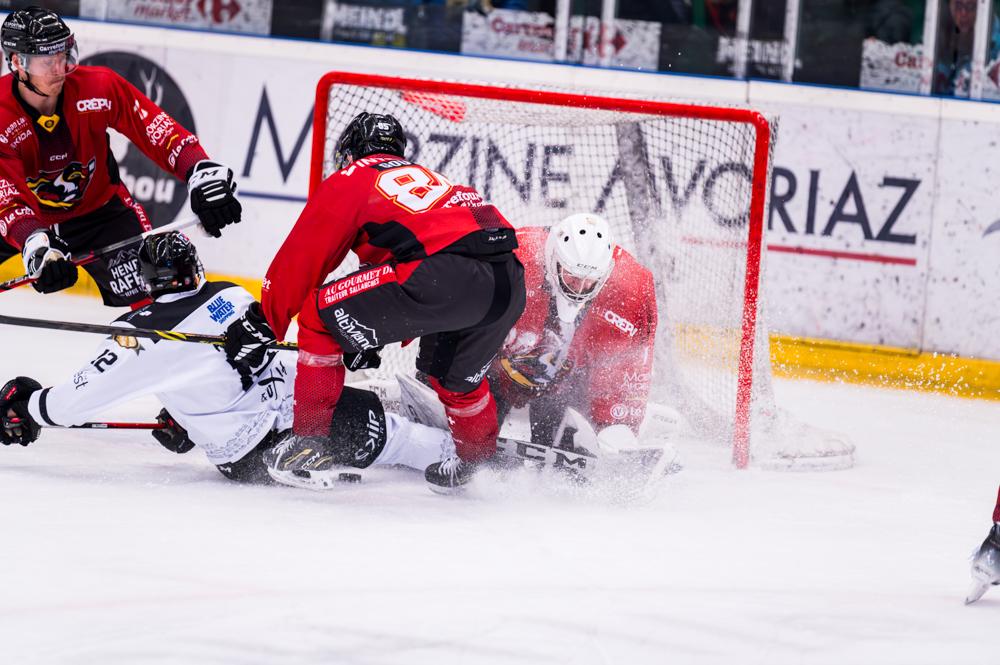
{"left": 4, "top": 256, "right": 998, "bottom": 400}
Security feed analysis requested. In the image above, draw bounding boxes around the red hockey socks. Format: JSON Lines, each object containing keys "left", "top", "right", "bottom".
{"left": 430, "top": 377, "right": 498, "bottom": 463}
{"left": 293, "top": 352, "right": 344, "bottom": 436}
{"left": 294, "top": 293, "right": 345, "bottom": 437}
{"left": 993, "top": 485, "right": 1000, "bottom": 524}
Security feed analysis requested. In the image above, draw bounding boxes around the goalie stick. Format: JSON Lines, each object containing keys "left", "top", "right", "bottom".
{"left": 0, "top": 312, "right": 299, "bottom": 352}
{"left": 0, "top": 215, "right": 202, "bottom": 293}
{"left": 392, "top": 373, "right": 675, "bottom": 482}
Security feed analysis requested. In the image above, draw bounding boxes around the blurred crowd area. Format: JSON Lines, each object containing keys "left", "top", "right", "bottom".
{"left": 8, "top": 0, "right": 1000, "bottom": 99}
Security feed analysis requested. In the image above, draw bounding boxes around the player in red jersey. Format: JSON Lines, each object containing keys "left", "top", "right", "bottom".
{"left": 489, "top": 214, "right": 658, "bottom": 450}
{"left": 966, "top": 486, "right": 1000, "bottom": 603}
{"left": 0, "top": 7, "right": 240, "bottom": 305}
{"left": 224, "top": 112, "right": 525, "bottom": 492}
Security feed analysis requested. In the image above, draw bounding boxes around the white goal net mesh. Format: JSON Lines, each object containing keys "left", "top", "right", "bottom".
{"left": 314, "top": 75, "right": 778, "bottom": 463}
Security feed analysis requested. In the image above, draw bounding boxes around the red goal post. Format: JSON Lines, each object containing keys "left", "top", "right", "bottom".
{"left": 310, "top": 71, "right": 773, "bottom": 469}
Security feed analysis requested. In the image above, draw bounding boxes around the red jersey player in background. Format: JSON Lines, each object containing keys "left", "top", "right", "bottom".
{"left": 966, "top": 486, "right": 1000, "bottom": 603}
{"left": 0, "top": 7, "right": 241, "bottom": 305}
{"left": 489, "top": 214, "right": 657, "bottom": 451}
{"left": 224, "top": 112, "right": 525, "bottom": 492}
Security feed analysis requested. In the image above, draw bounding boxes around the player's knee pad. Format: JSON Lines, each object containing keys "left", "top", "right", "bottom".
{"left": 326, "top": 386, "right": 387, "bottom": 469}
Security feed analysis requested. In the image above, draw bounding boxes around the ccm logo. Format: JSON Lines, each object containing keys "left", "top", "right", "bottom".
{"left": 604, "top": 309, "right": 637, "bottom": 337}
{"left": 76, "top": 98, "right": 111, "bottom": 112}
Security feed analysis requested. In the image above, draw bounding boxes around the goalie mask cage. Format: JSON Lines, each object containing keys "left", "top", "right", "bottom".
{"left": 311, "top": 71, "right": 773, "bottom": 469}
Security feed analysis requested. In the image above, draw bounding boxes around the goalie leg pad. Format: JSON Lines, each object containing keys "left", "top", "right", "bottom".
{"left": 377, "top": 412, "right": 452, "bottom": 471}
{"left": 327, "top": 386, "right": 387, "bottom": 469}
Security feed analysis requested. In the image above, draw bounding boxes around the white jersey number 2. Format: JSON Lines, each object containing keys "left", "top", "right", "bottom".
{"left": 375, "top": 165, "right": 452, "bottom": 213}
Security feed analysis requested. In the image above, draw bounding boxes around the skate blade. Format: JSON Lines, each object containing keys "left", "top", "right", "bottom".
{"left": 426, "top": 482, "right": 467, "bottom": 496}
{"left": 965, "top": 580, "right": 991, "bottom": 605}
{"left": 268, "top": 467, "right": 361, "bottom": 491}
{"left": 965, "top": 559, "right": 1000, "bottom": 604}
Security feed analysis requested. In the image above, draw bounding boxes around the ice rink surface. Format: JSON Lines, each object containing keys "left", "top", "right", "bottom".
{"left": 1, "top": 290, "right": 998, "bottom": 665}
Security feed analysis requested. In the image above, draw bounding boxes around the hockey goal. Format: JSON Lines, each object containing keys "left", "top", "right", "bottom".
{"left": 310, "top": 72, "right": 837, "bottom": 470}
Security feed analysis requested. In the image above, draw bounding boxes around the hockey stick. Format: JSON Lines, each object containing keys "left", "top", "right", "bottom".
{"left": 0, "top": 215, "right": 202, "bottom": 293}
{"left": 0, "top": 255, "right": 98, "bottom": 293}
{"left": 64, "top": 422, "right": 166, "bottom": 430}
{"left": 0, "top": 312, "right": 299, "bottom": 352}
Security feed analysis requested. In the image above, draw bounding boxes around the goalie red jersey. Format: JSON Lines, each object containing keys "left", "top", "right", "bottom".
{"left": 491, "top": 223, "right": 657, "bottom": 441}
{"left": 0, "top": 65, "right": 207, "bottom": 248}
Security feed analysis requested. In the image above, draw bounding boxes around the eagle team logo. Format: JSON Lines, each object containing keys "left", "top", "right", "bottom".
{"left": 26, "top": 157, "right": 98, "bottom": 209}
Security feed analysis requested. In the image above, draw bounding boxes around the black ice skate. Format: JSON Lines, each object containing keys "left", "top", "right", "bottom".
{"left": 966, "top": 523, "right": 1000, "bottom": 605}
{"left": 425, "top": 455, "right": 477, "bottom": 494}
{"left": 263, "top": 433, "right": 336, "bottom": 473}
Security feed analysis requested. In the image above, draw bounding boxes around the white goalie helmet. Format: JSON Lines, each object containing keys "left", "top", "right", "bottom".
{"left": 544, "top": 213, "right": 615, "bottom": 304}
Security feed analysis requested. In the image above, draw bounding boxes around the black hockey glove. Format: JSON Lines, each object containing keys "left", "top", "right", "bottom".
{"left": 0, "top": 376, "right": 42, "bottom": 446}
{"left": 151, "top": 408, "right": 195, "bottom": 454}
{"left": 224, "top": 302, "right": 276, "bottom": 371}
{"left": 344, "top": 347, "right": 383, "bottom": 372}
{"left": 22, "top": 229, "right": 78, "bottom": 294}
{"left": 188, "top": 160, "right": 242, "bottom": 238}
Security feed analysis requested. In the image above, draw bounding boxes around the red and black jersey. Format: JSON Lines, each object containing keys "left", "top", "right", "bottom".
{"left": 262, "top": 154, "right": 517, "bottom": 340}
{"left": 0, "top": 65, "right": 208, "bottom": 248}
{"left": 493, "top": 226, "right": 658, "bottom": 434}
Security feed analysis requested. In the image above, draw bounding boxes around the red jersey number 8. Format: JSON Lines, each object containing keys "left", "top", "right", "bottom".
{"left": 375, "top": 165, "right": 452, "bottom": 214}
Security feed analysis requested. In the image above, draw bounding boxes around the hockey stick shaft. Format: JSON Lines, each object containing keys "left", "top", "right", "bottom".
{"left": 63, "top": 422, "right": 167, "bottom": 430}
{"left": 0, "top": 254, "right": 98, "bottom": 293}
{"left": 0, "top": 216, "right": 201, "bottom": 293}
{"left": 0, "top": 312, "right": 299, "bottom": 351}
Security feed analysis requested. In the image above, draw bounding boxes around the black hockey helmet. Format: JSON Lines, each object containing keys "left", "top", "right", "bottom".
{"left": 1, "top": 7, "right": 77, "bottom": 69}
{"left": 138, "top": 232, "right": 203, "bottom": 297}
{"left": 332, "top": 112, "right": 406, "bottom": 171}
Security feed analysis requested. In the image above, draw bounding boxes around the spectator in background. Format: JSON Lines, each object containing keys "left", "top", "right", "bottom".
{"left": 866, "top": 0, "right": 913, "bottom": 44}
{"left": 464, "top": 0, "right": 531, "bottom": 12}
{"left": 617, "top": 0, "right": 690, "bottom": 24}
{"left": 935, "top": 0, "right": 976, "bottom": 95}
{"left": 704, "top": 0, "right": 738, "bottom": 34}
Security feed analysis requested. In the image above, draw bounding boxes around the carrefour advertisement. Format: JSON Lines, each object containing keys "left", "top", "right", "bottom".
{"left": 461, "top": 8, "right": 660, "bottom": 70}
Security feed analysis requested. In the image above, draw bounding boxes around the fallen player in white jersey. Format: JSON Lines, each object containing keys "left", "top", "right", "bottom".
{"left": 0, "top": 232, "right": 449, "bottom": 486}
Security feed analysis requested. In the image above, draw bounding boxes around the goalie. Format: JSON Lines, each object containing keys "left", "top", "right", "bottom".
{"left": 489, "top": 214, "right": 661, "bottom": 457}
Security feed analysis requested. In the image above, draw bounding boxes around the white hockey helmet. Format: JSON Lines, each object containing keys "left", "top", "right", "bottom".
{"left": 544, "top": 213, "right": 615, "bottom": 303}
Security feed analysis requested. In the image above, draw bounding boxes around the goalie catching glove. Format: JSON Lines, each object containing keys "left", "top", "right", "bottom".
{"left": 0, "top": 377, "right": 41, "bottom": 446}
{"left": 22, "top": 230, "right": 78, "bottom": 294}
{"left": 187, "top": 160, "right": 242, "bottom": 238}
{"left": 500, "top": 329, "right": 572, "bottom": 393}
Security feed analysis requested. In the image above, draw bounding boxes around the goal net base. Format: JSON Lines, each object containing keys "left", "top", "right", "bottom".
{"left": 311, "top": 71, "right": 854, "bottom": 471}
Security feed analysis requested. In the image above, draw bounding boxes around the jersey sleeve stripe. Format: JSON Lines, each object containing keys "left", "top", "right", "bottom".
{"left": 37, "top": 387, "right": 58, "bottom": 426}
